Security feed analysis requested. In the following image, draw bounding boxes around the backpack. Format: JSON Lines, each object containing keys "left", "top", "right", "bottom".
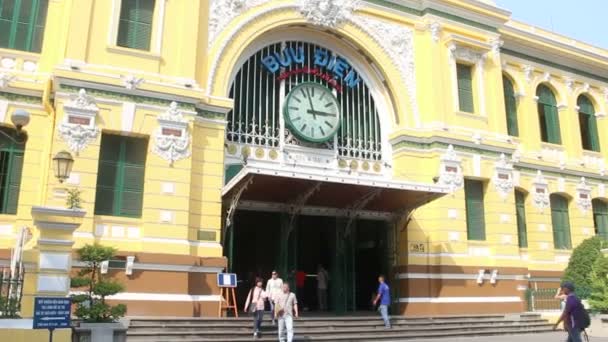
{"left": 580, "top": 306, "right": 591, "bottom": 329}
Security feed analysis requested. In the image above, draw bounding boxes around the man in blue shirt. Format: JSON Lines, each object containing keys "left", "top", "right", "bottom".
{"left": 372, "top": 275, "right": 391, "bottom": 328}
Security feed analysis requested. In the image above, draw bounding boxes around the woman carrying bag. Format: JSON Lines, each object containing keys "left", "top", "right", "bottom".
{"left": 244, "top": 277, "right": 268, "bottom": 338}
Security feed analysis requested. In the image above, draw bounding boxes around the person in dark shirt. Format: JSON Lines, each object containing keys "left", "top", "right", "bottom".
{"left": 553, "top": 281, "right": 584, "bottom": 342}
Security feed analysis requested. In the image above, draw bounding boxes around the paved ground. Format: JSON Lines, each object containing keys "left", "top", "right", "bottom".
{"left": 387, "top": 332, "right": 608, "bottom": 342}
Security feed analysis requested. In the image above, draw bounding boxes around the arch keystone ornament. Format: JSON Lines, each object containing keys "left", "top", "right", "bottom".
{"left": 437, "top": 145, "right": 463, "bottom": 193}
{"left": 58, "top": 89, "right": 100, "bottom": 154}
{"left": 531, "top": 170, "right": 550, "bottom": 212}
{"left": 298, "top": 0, "right": 361, "bottom": 28}
{"left": 493, "top": 153, "right": 514, "bottom": 201}
{"left": 153, "top": 102, "right": 191, "bottom": 166}
{"left": 576, "top": 177, "right": 592, "bottom": 213}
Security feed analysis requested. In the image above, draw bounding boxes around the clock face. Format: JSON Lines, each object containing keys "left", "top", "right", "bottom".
{"left": 284, "top": 83, "right": 341, "bottom": 143}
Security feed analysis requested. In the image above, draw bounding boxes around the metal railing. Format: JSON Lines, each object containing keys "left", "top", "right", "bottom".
{"left": 526, "top": 288, "right": 562, "bottom": 312}
{"left": 0, "top": 266, "right": 24, "bottom": 318}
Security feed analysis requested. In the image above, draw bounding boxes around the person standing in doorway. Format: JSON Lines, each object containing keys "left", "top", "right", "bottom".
{"left": 553, "top": 281, "right": 587, "bottom": 342}
{"left": 266, "top": 270, "right": 283, "bottom": 325}
{"left": 316, "top": 264, "right": 329, "bottom": 311}
{"left": 244, "top": 277, "right": 267, "bottom": 338}
{"left": 295, "top": 269, "right": 307, "bottom": 309}
{"left": 275, "top": 283, "right": 299, "bottom": 342}
{"left": 372, "top": 275, "right": 391, "bottom": 329}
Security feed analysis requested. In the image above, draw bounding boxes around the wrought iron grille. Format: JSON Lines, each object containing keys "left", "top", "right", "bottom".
{"left": 227, "top": 41, "right": 383, "bottom": 160}
{"left": 0, "top": 266, "right": 24, "bottom": 318}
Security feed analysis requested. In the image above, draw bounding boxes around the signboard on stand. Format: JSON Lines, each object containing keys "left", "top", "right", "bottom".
{"left": 217, "top": 273, "right": 238, "bottom": 317}
{"left": 33, "top": 297, "right": 71, "bottom": 342}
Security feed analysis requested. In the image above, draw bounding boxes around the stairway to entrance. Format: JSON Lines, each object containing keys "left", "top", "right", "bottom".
{"left": 126, "top": 313, "right": 553, "bottom": 341}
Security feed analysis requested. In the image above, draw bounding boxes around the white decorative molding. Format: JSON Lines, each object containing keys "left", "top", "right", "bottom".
{"left": 447, "top": 43, "right": 487, "bottom": 115}
{"left": 0, "top": 73, "right": 15, "bottom": 88}
{"left": 58, "top": 89, "right": 99, "bottom": 154}
{"left": 298, "top": 0, "right": 361, "bottom": 28}
{"left": 122, "top": 102, "right": 136, "bottom": 132}
{"left": 531, "top": 170, "right": 549, "bottom": 212}
{"left": 153, "top": 102, "right": 191, "bottom": 165}
{"left": 207, "top": 0, "right": 269, "bottom": 49}
{"left": 352, "top": 15, "right": 418, "bottom": 125}
{"left": 542, "top": 72, "right": 551, "bottom": 82}
{"left": 122, "top": 75, "right": 144, "bottom": 90}
{"left": 472, "top": 132, "right": 482, "bottom": 145}
{"left": 448, "top": 44, "right": 486, "bottom": 64}
{"left": 437, "top": 145, "right": 463, "bottom": 192}
{"left": 522, "top": 65, "right": 534, "bottom": 84}
{"left": 489, "top": 38, "right": 503, "bottom": 57}
{"left": 576, "top": 177, "right": 592, "bottom": 213}
{"left": 429, "top": 22, "right": 441, "bottom": 43}
{"left": 563, "top": 76, "right": 574, "bottom": 93}
{"left": 493, "top": 153, "right": 514, "bottom": 200}
{"left": 599, "top": 183, "right": 606, "bottom": 197}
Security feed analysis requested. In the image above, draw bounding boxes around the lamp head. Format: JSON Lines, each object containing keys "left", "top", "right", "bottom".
{"left": 11, "top": 109, "right": 30, "bottom": 131}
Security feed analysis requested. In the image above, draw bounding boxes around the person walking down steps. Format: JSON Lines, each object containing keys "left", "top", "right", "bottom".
{"left": 266, "top": 270, "right": 283, "bottom": 325}
{"left": 244, "top": 277, "right": 268, "bottom": 338}
{"left": 373, "top": 274, "right": 392, "bottom": 329}
{"left": 275, "top": 283, "right": 299, "bottom": 342}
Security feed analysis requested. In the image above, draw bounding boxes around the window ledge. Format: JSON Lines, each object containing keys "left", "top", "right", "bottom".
{"left": 94, "top": 215, "right": 142, "bottom": 225}
{"left": 540, "top": 142, "right": 564, "bottom": 151}
{"left": 106, "top": 45, "right": 161, "bottom": 61}
{"left": 0, "top": 47, "right": 41, "bottom": 60}
{"left": 455, "top": 111, "right": 488, "bottom": 122}
{"left": 582, "top": 150, "right": 602, "bottom": 157}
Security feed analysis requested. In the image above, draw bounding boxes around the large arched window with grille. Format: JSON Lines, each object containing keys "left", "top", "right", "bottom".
{"left": 227, "top": 41, "right": 383, "bottom": 161}
{"left": 577, "top": 95, "right": 600, "bottom": 152}
{"left": 537, "top": 84, "right": 561, "bottom": 144}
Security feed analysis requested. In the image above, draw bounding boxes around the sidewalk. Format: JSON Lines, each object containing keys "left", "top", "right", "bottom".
{"left": 382, "top": 332, "right": 608, "bottom": 342}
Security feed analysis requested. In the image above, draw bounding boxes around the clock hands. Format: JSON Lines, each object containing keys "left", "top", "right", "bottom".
{"left": 307, "top": 109, "right": 336, "bottom": 117}
{"left": 304, "top": 88, "right": 317, "bottom": 119}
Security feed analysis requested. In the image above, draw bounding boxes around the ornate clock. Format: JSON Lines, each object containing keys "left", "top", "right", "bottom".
{"left": 284, "top": 83, "right": 341, "bottom": 143}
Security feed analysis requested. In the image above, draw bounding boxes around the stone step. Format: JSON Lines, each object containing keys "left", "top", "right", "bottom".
{"left": 127, "top": 319, "right": 549, "bottom": 332}
{"left": 126, "top": 325, "right": 554, "bottom": 342}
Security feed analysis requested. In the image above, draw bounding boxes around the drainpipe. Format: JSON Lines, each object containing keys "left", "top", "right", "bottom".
{"left": 41, "top": 79, "right": 56, "bottom": 206}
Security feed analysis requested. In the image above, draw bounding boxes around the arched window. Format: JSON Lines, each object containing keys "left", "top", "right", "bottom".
{"left": 593, "top": 199, "right": 608, "bottom": 240}
{"left": 550, "top": 194, "right": 571, "bottom": 249}
{"left": 537, "top": 85, "right": 561, "bottom": 144}
{"left": 515, "top": 189, "right": 527, "bottom": 248}
{"left": 503, "top": 75, "right": 518, "bottom": 136}
{"left": 577, "top": 95, "right": 600, "bottom": 152}
{"left": 0, "top": 126, "right": 25, "bottom": 214}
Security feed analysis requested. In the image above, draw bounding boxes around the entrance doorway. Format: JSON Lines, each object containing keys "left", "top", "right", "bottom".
{"left": 230, "top": 210, "right": 389, "bottom": 314}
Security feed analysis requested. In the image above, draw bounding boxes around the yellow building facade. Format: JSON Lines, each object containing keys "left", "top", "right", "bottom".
{"left": 1, "top": 0, "right": 607, "bottom": 317}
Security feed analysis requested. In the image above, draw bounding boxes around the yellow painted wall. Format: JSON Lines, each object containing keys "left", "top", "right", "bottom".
{"left": 0, "top": 0, "right": 607, "bottom": 286}
{"left": 0, "top": 329, "right": 70, "bottom": 342}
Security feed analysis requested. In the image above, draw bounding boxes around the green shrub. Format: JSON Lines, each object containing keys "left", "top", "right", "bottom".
{"left": 562, "top": 236, "right": 604, "bottom": 299}
{"left": 589, "top": 255, "right": 608, "bottom": 313}
{"left": 70, "top": 244, "right": 127, "bottom": 322}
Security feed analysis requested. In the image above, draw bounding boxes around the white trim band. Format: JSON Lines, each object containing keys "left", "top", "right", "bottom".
{"left": 396, "top": 273, "right": 527, "bottom": 281}
{"left": 69, "top": 292, "right": 221, "bottom": 302}
{"left": 398, "top": 296, "right": 522, "bottom": 303}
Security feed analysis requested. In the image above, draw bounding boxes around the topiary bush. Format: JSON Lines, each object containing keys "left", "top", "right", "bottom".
{"left": 562, "top": 236, "right": 604, "bottom": 299}
{"left": 71, "top": 244, "right": 127, "bottom": 322}
{"left": 589, "top": 254, "right": 608, "bottom": 313}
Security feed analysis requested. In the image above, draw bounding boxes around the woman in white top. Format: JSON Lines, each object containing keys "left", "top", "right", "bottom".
{"left": 266, "top": 270, "right": 283, "bottom": 325}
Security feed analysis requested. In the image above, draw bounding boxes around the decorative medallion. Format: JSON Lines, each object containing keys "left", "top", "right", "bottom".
{"left": 58, "top": 89, "right": 100, "bottom": 154}
{"left": 208, "top": 0, "right": 268, "bottom": 49}
{"left": 241, "top": 146, "right": 251, "bottom": 158}
{"left": 153, "top": 102, "right": 191, "bottom": 165}
{"left": 350, "top": 160, "right": 359, "bottom": 170}
{"left": 297, "top": 0, "right": 361, "bottom": 28}
{"left": 269, "top": 149, "right": 278, "bottom": 160}
{"left": 576, "top": 177, "right": 592, "bottom": 213}
{"left": 531, "top": 170, "right": 550, "bottom": 212}
{"left": 493, "top": 153, "right": 514, "bottom": 200}
{"left": 255, "top": 148, "right": 265, "bottom": 158}
{"left": 0, "top": 73, "right": 15, "bottom": 88}
{"left": 338, "top": 159, "right": 347, "bottom": 168}
{"left": 122, "top": 75, "right": 144, "bottom": 90}
{"left": 227, "top": 144, "right": 237, "bottom": 155}
{"left": 362, "top": 161, "right": 370, "bottom": 171}
{"left": 373, "top": 162, "right": 381, "bottom": 173}
{"left": 437, "top": 145, "right": 463, "bottom": 192}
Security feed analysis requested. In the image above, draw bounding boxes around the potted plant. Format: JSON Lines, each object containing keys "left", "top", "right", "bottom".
{"left": 66, "top": 188, "right": 83, "bottom": 210}
{"left": 71, "top": 244, "right": 127, "bottom": 342}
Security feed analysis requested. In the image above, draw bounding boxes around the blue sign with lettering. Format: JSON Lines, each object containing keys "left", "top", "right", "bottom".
{"left": 261, "top": 46, "right": 361, "bottom": 90}
{"left": 33, "top": 297, "right": 71, "bottom": 330}
{"left": 217, "top": 273, "right": 237, "bottom": 288}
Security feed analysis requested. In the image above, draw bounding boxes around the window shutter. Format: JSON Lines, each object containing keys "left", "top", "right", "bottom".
{"left": 537, "top": 85, "right": 561, "bottom": 144}
{"left": 593, "top": 200, "right": 608, "bottom": 240}
{"left": 118, "top": 137, "right": 147, "bottom": 217}
{"left": 0, "top": 0, "right": 48, "bottom": 52}
{"left": 5, "top": 152, "right": 23, "bottom": 215}
{"left": 465, "top": 180, "right": 486, "bottom": 241}
{"left": 545, "top": 104, "right": 562, "bottom": 144}
{"left": 578, "top": 96, "right": 600, "bottom": 152}
{"left": 503, "top": 76, "right": 519, "bottom": 136}
{"left": 551, "top": 195, "right": 572, "bottom": 249}
{"left": 117, "top": 0, "right": 155, "bottom": 51}
{"left": 94, "top": 137, "right": 119, "bottom": 216}
{"left": 515, "top": 190, "right": 528, "bottom": 248}
{"left": 457, "top": 64, "right": 475, "bottom": 113}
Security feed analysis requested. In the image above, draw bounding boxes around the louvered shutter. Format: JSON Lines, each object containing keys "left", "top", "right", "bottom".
{"left": 117, "top": 0, "right": 155, "bottom": 51}
{"left": 515, "top": 190, "right": 528, "bottom": 248}
{"left": 503, "top": 76, "right": 519, "bottom": 136}
{"left": 0, "top": 0, "right": 48, "bottom": 52}
{"left": 457, "top": 64, "right": 475, "bottom": 113}
{"left": 578, "top": 96, "right": 600, "bottom": 152}
{"left": 119, "top": 138, "right": 147, "bottom": 217}
{"left": 537, "top": 85, "right": 561, "bottom": 144}
{"left": 551, "top": 195, "right": 571, "bottom": 249}
{"left": 465, "top": 180, "right": 486, "bottom": 241}
{"left": 94, "top": 136, "right": 120, "bottom": 216}
{"left": 5, "top": 152, "right": 23, "bottom": 215}
{"left": 593, "top": 200, "right": 608, "bottom": 240}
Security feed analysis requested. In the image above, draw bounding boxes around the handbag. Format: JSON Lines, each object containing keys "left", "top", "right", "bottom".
{"left": 249, "top": 288, "right": 261, "bottom": 313}
{"left": 274, "top": 293, "right": 290, "bottom": 318}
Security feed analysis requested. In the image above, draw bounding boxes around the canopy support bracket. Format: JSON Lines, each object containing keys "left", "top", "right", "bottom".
{"left": 286, "top": 182, "right": 322, "bottom": 236}
{"left": 222, "top": 174, "right": 253, "bottom": 245}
